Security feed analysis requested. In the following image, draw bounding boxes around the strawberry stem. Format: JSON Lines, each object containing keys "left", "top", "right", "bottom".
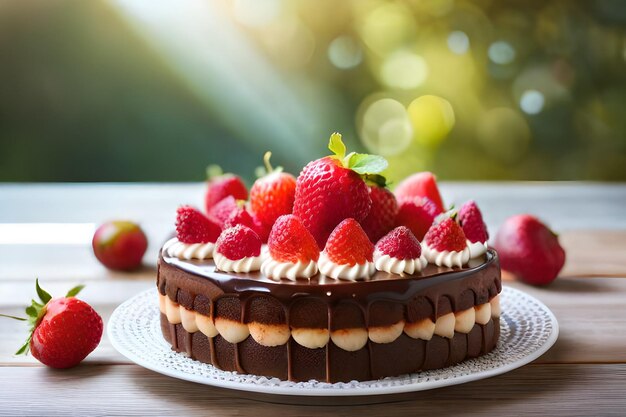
{"left": 0, "top": 313, "right": 27, "bottom": 321}
{"left": 263, "top": 152, "right": 273, "bottom": 174}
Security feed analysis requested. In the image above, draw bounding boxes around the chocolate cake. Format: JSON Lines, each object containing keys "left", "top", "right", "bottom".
{"left": 156, "top": 246, "right": 501, "bottom": 383}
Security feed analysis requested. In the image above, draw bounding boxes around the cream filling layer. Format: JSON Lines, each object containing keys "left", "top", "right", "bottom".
{"left": 158, "top": 294, "right": 501, "bottom": 349}
{"left": 213, "top": 251, "right": 263, "bottom": 273}
{"left": 163, "top": 238, "right": 215, "bottom": 260}
{"left": 422, "top": 243, "right": 470, "bottom": 268}
{"left": 318, "top": 252, "right": 375, "bottom": 281}
{"left": 261, "top": 258, "right": 318, "bottom": 281}
{"left": 373, "top": 251, "right": 428, "bottom": 275}
{"left": 467, "top": 240, "right": 488, "bottom": 259}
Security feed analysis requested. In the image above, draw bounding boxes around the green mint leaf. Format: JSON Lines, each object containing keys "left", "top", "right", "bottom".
{"left": 328, "top": 132, "right": 346, "bottom": 159}
{"left": 348, "top": 153, "right": 388, "bottom": 175}
{"left": 35, "top": 279, "right": 52, "bottom": 304}
{"left": 66, "top": 284, "right": 85, "bottom": 298}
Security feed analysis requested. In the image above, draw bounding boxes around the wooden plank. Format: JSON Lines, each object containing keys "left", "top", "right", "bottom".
{"left": 2, "top": 277, "right": 626, "bottom": 366}
{"left": 0, "top": 364, "right": 624, "bottom": 415}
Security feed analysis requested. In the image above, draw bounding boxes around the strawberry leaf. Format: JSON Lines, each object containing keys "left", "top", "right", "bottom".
{"left": 363, "top": 174, "right": 388, "bottom": 187}
{"left": 25, "top": 306, "right": 37, "bottom": 318}
{"left": 35, "top": 279, "right": 51, "bottom": 304}
{"left": 328, "top": 132, "right": 346, "bottom": 160}
{"left": 348, "top": 153, "right": 388, "bottom": 175}
{"left": 66, "top": 284, "right": 85, "bottom": 298}
{"left": 15, "top": 338, "right": 30, "bottom": 355}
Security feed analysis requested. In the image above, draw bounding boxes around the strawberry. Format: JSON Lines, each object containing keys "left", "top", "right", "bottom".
{"left": 394, "top": 172, "right": 445, "bottom": 212}
{"left": 250, "top": 152, "right": 297, "bottom": 236}
{"left": 207, "top": 196, "right": 241, "bottom": 227}
{"left": 204, "top": 172, "right": 248, "bottom": 213}
{"left": 92, "top": 221, "right": 147, "bottom": 270}
{"left": 375, "top": 226, "right": 422, "bottom": 260}
{"left": 293, "top": 133, "right": 388, "bottom": 247}
{"left": 323, "top": 218, "right": 374, "bottom": 265}
{"left": 224, "top": 206, "right": 268, "bottom": 241}
{"left": 360, "top": 184, "right": 398, "bottom": 243}
{"left": 493, "top": 215, "right": 565, "bottom": 286}
{"left": 267, "top": 214, "right": 319, "bottom": 263}
{"left": 458, "top": 200, "right": 489, "bottom": 243}
{"left": 395, "top": 196, "right": 442, "bottom": 240}
{"left": 176, "top": 205, "right": 221, "bottom": 244}
{"left": 423, "top": 217, "right": 467, "bottom": 252}
{"left": 215, "top": 225, "right": 262, "bottom": 260}
{"left": 0, "top": 280, "right": 103, "bottom": 369}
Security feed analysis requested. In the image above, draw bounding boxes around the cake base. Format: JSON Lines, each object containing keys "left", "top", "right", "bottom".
{"left": 160, "top": 313, "right": 500, "bottom": 382}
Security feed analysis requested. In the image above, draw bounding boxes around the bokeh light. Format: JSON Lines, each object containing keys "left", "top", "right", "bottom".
{"left": 488, "top": 41, "right": 516, "bottom": 65}
{"left": 407, "top": 96, "right": 455, "bottom": 149}
{"left": 358, "top": 3, "right": 416, "bottom": 56}
{"left": 233, "top": 0, "right": 281, "bottom": 28}
{"left": 520, "top": 90, "right": 545, "bottom": 115}
{"left": 359, "top": 98, "right": 413, "bottom": 157}
{"left": 380, "top": 50, "right": 428, "bottom": 90}
{"left": 328, "top": 36, "right": 362, "bottom": 70}
{"left": 447, "top": 31, "right": 470, "bottom": 55}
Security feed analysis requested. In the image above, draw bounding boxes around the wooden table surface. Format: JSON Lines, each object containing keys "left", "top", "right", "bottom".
{"left": 1, "top": 183, "right": 626, "bottom": 416}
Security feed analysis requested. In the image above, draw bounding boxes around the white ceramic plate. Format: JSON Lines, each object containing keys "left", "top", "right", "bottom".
{"left": 108, "top": 286, "right": 558, "bottom": 397}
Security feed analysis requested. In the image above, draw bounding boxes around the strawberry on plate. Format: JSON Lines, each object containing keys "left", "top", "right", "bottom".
{"left": 458, "top": 200, "right": 489, "bottom": 258}
{"left": 374, "top": 226, "right": 427, "bottom": 275}
{"left": 493, "top": 214, "right": 565, "bottom": 286}
{"left": 422, "top": 216, "right": 469, "bottom": 268}
{"left": 176, "top": 205, "right": 221, "bottom": 244}
{"left": 261, "top": 214, "right": 320, "bottom": 281}
{"left": 394, "top": 171, "right": 445, "bottom": 212}
{"left": 250, "top": 152, "right": 297, "bottom": 238}
{"left": 360, "top": 184, "right": 398, "bottom": 244}
{"left": 395, "top": 196, "right": 442, "bottom": 240}
{"left": 0, "top": 280, "right": 103, "bottom": 369}
{"left": 204, "top": 171, "right": 248, "bottom": 213}
{"left": 214, "top": 225, "right": 264, "bottom": 273}
{"left": 293, "top": 133, "right": 387, "bottom": 248}
{"left": 319, "top": 218, "right": 375, "bottom": 280}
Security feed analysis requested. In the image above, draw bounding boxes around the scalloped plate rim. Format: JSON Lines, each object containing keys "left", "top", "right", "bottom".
{"left": 107, "top": 286, "right": 559, "bottom": 397}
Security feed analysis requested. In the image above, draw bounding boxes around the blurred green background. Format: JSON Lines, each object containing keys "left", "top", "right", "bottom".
{"left": 1, "top": 0, "right": 625, "bottom": 184}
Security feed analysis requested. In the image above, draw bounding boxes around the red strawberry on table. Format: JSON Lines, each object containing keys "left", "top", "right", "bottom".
{"left": 214, "top": 225, "right": 263, "bottom": 272}
{"left": 92, "top": 220, "right": 148, "bottom": 271}
{"left": 395, "top": 196, "right": 442, "bottom": 240}
{"left": 293, "top": 133, "right": 388, "bottom": 248}
{"left": 262, "top": 215, "right": 320, "bottom": 281}
{"left": 374, "top": 226, "right": 426, "bottom": 275}
{"left": 458, "top": 200, "right": 489, "bottom": 258}
{"left": 493, "top": 214, "right": 565, "bottom": 286}
{"left": 204, "top": 170, "right": 248, "bottom": 213}
{"left": 360, "top": 184, "right": 398, "bottom": 244}
{"left": 394, "top": 171, "right": 445, "bottom": 213}
{"left": 250, "top": 152, "right": 297, "bottom": 238}
{"left": 207, "top": 196, "right": 241, "bottom": 228}
{"left": 0, "top": 280, "right": 103, "bottom": 369}
{"left": 422, "top": 216, "right": 469, "bottom": 267}
{"left": 176, "top": 205, "right": 221, "bottom": 244}
{"left": 319, "top": 218, "right": 375, "bottom": 280}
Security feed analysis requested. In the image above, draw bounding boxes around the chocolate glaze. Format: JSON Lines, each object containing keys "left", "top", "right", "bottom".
{"left": 157, "top": 250, "right": 501, "bottom": 328}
